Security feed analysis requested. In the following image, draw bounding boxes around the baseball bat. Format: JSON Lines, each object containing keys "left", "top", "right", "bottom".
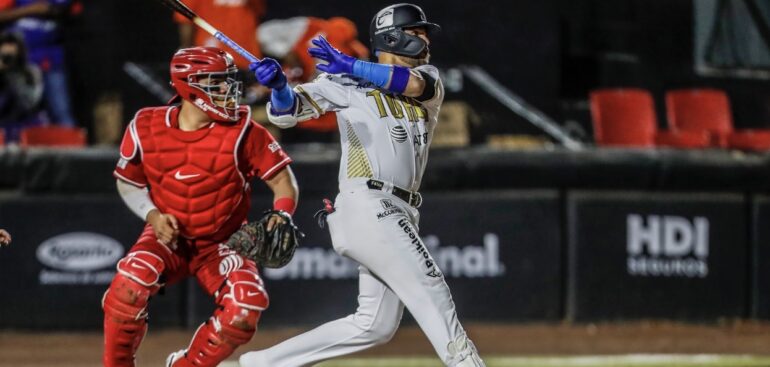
{"left": 156, "top": 0, "right": 260, "bottom": 64}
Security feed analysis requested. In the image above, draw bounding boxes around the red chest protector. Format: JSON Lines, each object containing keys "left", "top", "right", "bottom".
{"left": 131, "top": 106, "right": 251, "bottom": 239}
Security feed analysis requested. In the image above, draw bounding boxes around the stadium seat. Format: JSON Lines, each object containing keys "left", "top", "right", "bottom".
{"left": 590, "top": 88, "right": 710, "bottom": 148}
{"left": 20, "top": 126, "right": 87, "bottom": 148}
{"left": 666, "top": 88, "right": 770, "bottom": 151}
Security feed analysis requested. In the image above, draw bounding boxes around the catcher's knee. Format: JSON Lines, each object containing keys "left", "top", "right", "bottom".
{"left": 102, "top": 251, "right": 164, "bottom": 321}
{"left": 215, "top": 269, "right": 268, "bottom": 345}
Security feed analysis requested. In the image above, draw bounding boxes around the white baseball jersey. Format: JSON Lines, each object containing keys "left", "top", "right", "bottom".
{"left": 247, "top": 65, "right": 485, "bottom": 367}
{"left": 291, "top": 65, "right": 444, "bottom": 191}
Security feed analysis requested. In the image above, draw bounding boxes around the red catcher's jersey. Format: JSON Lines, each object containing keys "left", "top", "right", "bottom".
{"left": 114, "top": 106, "right": 291, "bottom": 242}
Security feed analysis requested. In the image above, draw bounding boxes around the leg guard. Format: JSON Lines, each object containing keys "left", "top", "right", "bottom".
{"left": 103, "top": 251, "right": 164, "bottom": 367}
{"left": 448, "top": 335, "right": 486, "bottom": 367}
{"left": 172, "top": 269, "right": 268, "bottom": 367}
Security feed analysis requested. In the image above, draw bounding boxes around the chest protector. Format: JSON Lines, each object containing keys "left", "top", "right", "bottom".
{"left": 133, "top": 106, "right": 251, "bottom": 239}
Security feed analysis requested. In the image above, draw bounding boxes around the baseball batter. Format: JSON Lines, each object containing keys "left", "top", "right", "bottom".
{"left": 239, "top": 4, "right": 485, "bottom": 367}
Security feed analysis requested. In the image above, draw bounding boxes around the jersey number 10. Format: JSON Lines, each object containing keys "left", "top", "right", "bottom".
{"left": 366, "top": 90, "right": 427, "bottom": 123}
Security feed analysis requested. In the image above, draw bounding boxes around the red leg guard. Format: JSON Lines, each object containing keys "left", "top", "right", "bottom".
{"left": 103, "top": 251, "right": 164, "bottom": 367}
{"left": 172, "top": 270, "right": 268, "bottom": 367}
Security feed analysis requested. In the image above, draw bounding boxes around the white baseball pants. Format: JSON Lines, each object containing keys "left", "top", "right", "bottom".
{"left": 240, "top": 179, "right": 482, "bottom": 366}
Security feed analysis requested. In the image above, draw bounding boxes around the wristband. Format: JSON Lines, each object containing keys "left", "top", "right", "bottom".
{"left": 271, "top": 84, "right": 295, "bottom": 113}
{"left": 388, "top": 66, "right": 410, "bottom": 94}
{"left": 351, "top": 60, "right": 410, "bottom": 94}
{"left": 273, "top": 197, "right": 296, "bottom": 215}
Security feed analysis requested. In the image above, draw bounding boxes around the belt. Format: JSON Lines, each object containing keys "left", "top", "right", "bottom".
{"left": 366, "top": 179, "right": 422, "bottom": 208}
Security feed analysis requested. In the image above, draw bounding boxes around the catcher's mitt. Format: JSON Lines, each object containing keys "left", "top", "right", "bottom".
{"left": 225, "top": 210, "right": 303, "bottom": 268}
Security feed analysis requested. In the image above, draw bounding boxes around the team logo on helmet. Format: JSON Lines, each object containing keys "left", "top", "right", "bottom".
{"left": 376, "top": 8, "right": 395, "bottom": 30}
{"left": 369, "top": 3, "right": 441, "bottom": 58}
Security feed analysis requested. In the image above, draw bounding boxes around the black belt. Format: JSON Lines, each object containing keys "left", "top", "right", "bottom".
{"left": 366, "top": 179, "right": 422, "bottom": 208}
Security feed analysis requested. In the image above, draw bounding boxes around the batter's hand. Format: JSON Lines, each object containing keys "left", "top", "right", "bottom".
{"left": 250, "top": 58, "right": 287, "bottom": 90}
{"left": 308, "top": 36, "right": 356, "bottom": 75}
{"left": 147, "top": 210, "right": 179, "bottom": 250}
{"left": 0, "top": 229, "right": 11, "bottom": 247}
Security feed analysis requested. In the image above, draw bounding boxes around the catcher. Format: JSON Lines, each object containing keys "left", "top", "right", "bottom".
{"left": 103, "top": 46, "right": 301, "bottom": 367}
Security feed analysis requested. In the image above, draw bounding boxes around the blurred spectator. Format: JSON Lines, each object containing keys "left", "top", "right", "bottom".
{"left": 92, "top": 91, "right": 123, "bottom": 146}
{"left": 0, "top": 31, "right": 44, "bottom": 142}
{"left": 259, "top": 17, "right": 368, "bottom": 85}
{"left": 258, "top": 16, "right": 368, "bottom": 141}
{"left": 0, "top": 228, "right": 10, "bottom": 246}
{"left": 0, "top": 0, "right": 80, "bottom": 128}
{"left": 174, "top": 0, "right": 265, "bottom": 70}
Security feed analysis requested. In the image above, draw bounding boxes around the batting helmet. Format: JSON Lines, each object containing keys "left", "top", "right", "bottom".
{"left": 169, "top": 47, "right": 242, "bottom": 122}
{"left": 369, "top": 3, "right": 441, "bottom": 58}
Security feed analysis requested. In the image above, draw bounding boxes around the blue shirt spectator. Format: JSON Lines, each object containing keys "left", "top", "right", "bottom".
{"left": 0, "top": 0, "right": 78, "bottom": 127}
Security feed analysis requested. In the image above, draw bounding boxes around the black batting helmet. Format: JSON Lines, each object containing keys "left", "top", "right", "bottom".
{"left": 369, "top": 3, "right": 441, "bottom": 58}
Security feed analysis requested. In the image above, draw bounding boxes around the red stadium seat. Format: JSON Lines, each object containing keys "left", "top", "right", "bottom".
{"left": 590, "top": 88, "right": 710, "bottom": 148}
{"left": 20, "top": 126, "right": 87, "bottom": 148}
{"left": 666, "top": 88, "right": 770, "bottom": 151}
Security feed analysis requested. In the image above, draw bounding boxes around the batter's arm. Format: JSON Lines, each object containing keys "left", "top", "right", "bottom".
{"left": 401, "top": 70, "right": 436, "bottom": 100}
{"left": 253, "top": 58, "right": 348, "bottom": 128}
{"left": 307, "top": 36, "right": 434, "bottom": 99}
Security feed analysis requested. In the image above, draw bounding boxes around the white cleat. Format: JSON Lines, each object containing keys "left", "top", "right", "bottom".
{"left": 165, "top": 349, "right": 186, "bottom": 367}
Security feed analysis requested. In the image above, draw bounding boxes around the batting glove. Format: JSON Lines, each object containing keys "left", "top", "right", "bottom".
{"left": 308, "top": 36, "right": 356, "bottom": 75}
{"left": 250, "top": 58, "right": 288, "bottom": 90}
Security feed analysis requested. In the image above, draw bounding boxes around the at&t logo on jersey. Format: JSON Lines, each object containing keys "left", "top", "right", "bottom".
{"left": 390, "top": 126, "right": 408, "bottom": 143}
{"left": 626, "top": 214, "right": 710, "bottom": 278}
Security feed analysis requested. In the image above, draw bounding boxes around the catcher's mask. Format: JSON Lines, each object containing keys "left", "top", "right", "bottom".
{"left": 169, "top": 47, "right": 243, "bottom": 122}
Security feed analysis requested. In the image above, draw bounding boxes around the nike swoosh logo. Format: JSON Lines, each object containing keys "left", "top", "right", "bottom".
{"left": 174, "top": 171, "right": 200, "bottom": 180}
{"left": 246, "top": 291, "right": 261, "bottom": 297}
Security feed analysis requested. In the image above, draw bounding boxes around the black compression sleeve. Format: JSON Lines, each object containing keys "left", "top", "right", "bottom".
{"left": 415, "top": 70, "right": 437, "bottom": 102}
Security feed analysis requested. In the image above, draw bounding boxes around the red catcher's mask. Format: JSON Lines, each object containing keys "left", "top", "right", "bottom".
{"left": 169, "top": 47, "right": 243, "bottom": 122}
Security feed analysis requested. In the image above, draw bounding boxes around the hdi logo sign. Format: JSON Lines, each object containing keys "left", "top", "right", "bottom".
{"left": 626, "top": 214, "right": 709, "bottom": 278}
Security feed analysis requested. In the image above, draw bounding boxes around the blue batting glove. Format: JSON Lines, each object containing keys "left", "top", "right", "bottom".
{"left": 249, "top": 58, "right": 287, "bottom": 90}
{"left": 308, "top": 36, "right": 356, "bottom": 75}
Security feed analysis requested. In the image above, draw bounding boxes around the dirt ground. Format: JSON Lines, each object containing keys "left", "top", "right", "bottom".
{"left": 3, "top": 321, "right": 770, "bottom": 366}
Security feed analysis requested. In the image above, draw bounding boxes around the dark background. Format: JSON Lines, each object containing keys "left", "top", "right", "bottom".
{"left": 59, "top": 0, "right": 770, "bottom": 144}
{"left": 4, "top": 0, "right": 770, "bottom": 331}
